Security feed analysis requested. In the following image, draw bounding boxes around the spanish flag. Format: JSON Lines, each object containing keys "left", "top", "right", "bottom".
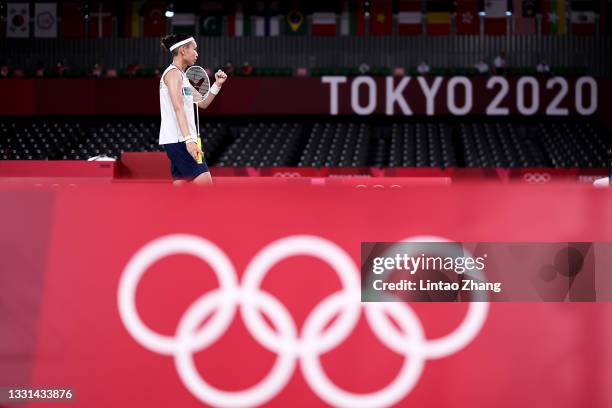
{"left": 426, "top": 11, "right": 451, "bottom": 35}
{"left": 426, "top": 0, "right": 452, "bottom": 35}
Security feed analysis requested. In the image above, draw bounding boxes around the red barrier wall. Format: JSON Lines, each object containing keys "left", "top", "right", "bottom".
{"left": 0, "top": 76, "right": 607, "bottom": 118}
{"left": 0, "top": 159, "right": 606, "bottom": 186}
{"left": 0, "top": 160, "right": 117, "bottom": 178}
{"left": 1, "top": 184, "right": 611, "bottom": 407}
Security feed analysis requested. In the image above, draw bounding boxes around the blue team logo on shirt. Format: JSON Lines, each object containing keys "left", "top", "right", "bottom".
{"left": 182, "top": 87, "right": 193, "bottom": 96}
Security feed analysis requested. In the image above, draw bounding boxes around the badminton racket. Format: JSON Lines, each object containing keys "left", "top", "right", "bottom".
{"left": 185, "top": 65, "right": 210, "bottom": 164}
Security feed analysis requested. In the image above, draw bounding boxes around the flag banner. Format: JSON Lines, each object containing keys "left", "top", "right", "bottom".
{"left": 426, "top": 0, "right": 452, "bottom": 35}
{"left": 312, "top": 12, "right": 337, "bottom": 36}
{"left": 254, "top": 1, "right": 265, "bottom": 36}
{"left": 426, "top": 12, "right": 451, "bottom": 35}
{"left": 522, "top": 0, "right": 537, "bottom": 16}
{"left": 370, "top": 0, "right": 393, "bottom": 35}
{"left": 143, "top": 1, "right": 166, "bottom": 37}
{"left": 284, "top": 8, "right": 306, "bottom": 35}
{"left": 486, "top": 0, "right": 508, "bottom": 15}
{"left": 267, "top": 1, "right": 281, "bottom": 36}
{"left": 228, "top": 2, "right": 249, "bottom": 36}
{"left": 513, "top": 0, "right": 536, "bottom": 34}
{"left": 542, "top": 0, "right": 567, "bottom": 35}
{"left": 34, "top": 3, "right": 57, "bottom": 38}
{"left": 200, "top": 1, "right": 223, "bottom": 36}
{"left": 253, "top": 7, "right": 280, "bottom": 36}
{"left": 119, "top": 1, "right": 141, "bottom": 38}
{"left": 398, "top": 0, "right": 422, "bottom": 35}
{"left": 254, "top": 15, "right": 265, "bottom": 35}
{"left": 61, "top": 2, "right": 85, "bottom": 38}
{"left": 88, "top": 2, "right": 113, "bottom": 38}
{"left": 457, "top": 0, "right": 479, "bottom": 34}
{"left": 484, "top": 0, "right": 507, "bottom": 35}
{"left": 6, "top": 3, "right": 29, "bottom": 38}
{"left": 172, "top": 13, "right": 195, "bottom": 35}
{"left": 200, "top": 14, "right": 222, "bottom": 36}
{"left": 340, "top": 0, "right": 365, "bottom": 35}
{"left": 570, "top": 0, "right": 596, "bottom": 35}
{"left": 268, "top": 15, "right": 281, "bottom": 36}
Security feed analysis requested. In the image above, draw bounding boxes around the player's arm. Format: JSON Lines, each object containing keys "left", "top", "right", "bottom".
{"left": 197, "top": 70, "right": 228, "bottom": 110}
{"left": 165, "top": 69, "right": 199, "bottom": 160}
{"left": 166, "top": 70, "right": 195, "bottom": 143}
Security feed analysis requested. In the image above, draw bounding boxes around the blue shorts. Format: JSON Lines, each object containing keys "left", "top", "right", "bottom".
{"left": 163, "top": 142, "right": 209, "bottom": 180}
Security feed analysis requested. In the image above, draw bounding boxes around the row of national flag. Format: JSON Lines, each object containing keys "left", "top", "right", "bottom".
{"left": 374, "top": 0, "right": 611, "bottom": 36}
{"left": 2, "top": 2, "right": 167, "bottom": 38}
{"left": 3, "top": 1, "right": 612, "bottom": 38}
{"left": 171, "top": 0, "right": 612, "bottom": 37}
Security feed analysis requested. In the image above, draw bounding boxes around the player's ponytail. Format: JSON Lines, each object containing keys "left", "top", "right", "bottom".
{"left": 160, "top": 34, "right": 177, "bottom": 53}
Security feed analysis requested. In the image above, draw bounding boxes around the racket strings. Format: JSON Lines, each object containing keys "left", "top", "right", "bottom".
{"left": 186, "top": 66, "right": 210, "bottom": 103}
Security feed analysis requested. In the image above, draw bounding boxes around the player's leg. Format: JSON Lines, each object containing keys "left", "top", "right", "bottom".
{"left": 193, "top": 171, "right": 212, "bottom": 185}
{"left": 166, "top": 141, "right": 211, "bottom": 184}
{"left": 165, "top": 143, "right": 191, "bottom": 184}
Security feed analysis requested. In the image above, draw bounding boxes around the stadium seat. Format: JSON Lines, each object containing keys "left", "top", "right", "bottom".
{"left": 0, "top": 119, "right": 608, "bottom": 169}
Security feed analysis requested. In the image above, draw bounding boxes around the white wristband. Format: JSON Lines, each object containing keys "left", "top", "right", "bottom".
{"left": 210, "top": 83, "right": 221, "bottom": 95}
{"left": 184, "top": 137, "right": 196, "bottom": 144}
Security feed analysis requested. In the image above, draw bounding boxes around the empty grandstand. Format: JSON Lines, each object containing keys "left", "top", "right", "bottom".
{"left": 1, "top": 118, "right": 608, "bottom": 169}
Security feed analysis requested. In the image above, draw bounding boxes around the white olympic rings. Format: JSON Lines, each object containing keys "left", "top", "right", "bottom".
{"left": 118, "top": 234, "right": 488, "bottom": 408}
{"left": 523, "top": 172, "right": 551, "bottom": 184}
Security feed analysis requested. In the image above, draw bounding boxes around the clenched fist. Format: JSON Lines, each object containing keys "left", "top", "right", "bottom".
{"left": 214, "top": 70, "right": 228, "bottom": 86}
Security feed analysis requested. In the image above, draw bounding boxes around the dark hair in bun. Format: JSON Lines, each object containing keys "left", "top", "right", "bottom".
{"left": 160, "top": 33, "right": 192, "bottom": 55}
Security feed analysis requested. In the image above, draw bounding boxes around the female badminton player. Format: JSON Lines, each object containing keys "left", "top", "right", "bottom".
{"left": 159, "top": 33, "right": 227, "bottom": 185}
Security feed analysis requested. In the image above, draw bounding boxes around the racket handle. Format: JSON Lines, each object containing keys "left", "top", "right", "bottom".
{"left": 197, "top": 136, "right": 203, "bottom": 164}
{"left": 608, "top": 150, "right": 611, "bottom": 187}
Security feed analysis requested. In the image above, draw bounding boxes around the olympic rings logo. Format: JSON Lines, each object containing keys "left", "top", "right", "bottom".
{"left": 522, "top": 172, "right": 551, "bottom": 184}
{"left": 355, "top": 184, "right": 402, "bottom": 189}
{"left": 118, "top": 234, "right": 488, "bottom": 408}
{"left": 273, "top": 172, "right": 302, "bottom": 178}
